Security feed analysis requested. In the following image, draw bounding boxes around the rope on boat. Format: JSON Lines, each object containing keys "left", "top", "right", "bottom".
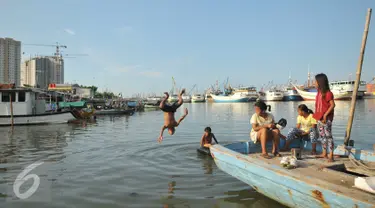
{"left": 348, "top": 152, "right": 375, "bottom": 172}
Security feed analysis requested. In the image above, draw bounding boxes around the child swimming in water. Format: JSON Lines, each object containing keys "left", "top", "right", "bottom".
{"left": 200, "top": 127, "right": 217, "bottom": 147}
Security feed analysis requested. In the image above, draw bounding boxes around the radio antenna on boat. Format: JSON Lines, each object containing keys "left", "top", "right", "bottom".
{"left": 344, "top": 8, "right": 372, "bottom": 146}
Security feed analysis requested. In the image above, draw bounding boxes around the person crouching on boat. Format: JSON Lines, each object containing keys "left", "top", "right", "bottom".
{"left": 200, "top": 127, "right": 217, "bottom": 148}
{"left": 157, "top": 89, "right": 188, "bottom": 143}
{"left": 250, "top": 101, "right": 282, "bottom": 159}
{"left": 281, "top": 104, "right": 318, "bottom": 153}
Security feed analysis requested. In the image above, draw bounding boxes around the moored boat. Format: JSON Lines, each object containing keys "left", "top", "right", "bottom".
{"left": 182, "top": 95, "right": 191, "bottom": 103}
{"left": 210, "top": 93, "right": 249, "bottom": 103}
{"left": 191, "top": 94, "right": 205, "bottom": 102}
{"left": 0, "top": 85, "right": 77, "bottom": 126}
{"left": 94, "top": 108, "right": 135, "bottom": 115}
{"left": 209, "top": 141, "right": 375, "bottom": 208}
{"left": 293, "top": 84, "right": 354, "bottom": 100}
{"left": 258, "top": 89, "right": 284, "bottom": 101}
{"left": 167, "top": 94, "right": 179, "bottom": 103}
{"left": 232, "top": 86, "right": 259, "bottom": 101}
{"left": 283, "top": 87, "right": 303, "bottom": 101}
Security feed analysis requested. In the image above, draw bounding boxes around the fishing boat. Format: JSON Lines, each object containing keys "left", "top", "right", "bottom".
{"left": 258, "top": 89, "right": 284, "bottom": 101}
{"left": 191, "top": 94, "right": 205, "bottom": 102}
{"left": 144, "top": 100, "right": 161, "bottom": 108}
{"left": 94, "top": 108, "right": 135, "bottom": 115}
{"left": 330, "top": 80, "right": 367, "bottom": 99}
{"left": 182, "top": 95, "right": 191, "bottom": 103}
{"left": 232, "top": 86, "right": 259, "bottom": 101}
{"left": 210, "top": 8, "right": 375, "bottom": 207}
{"left": 364, "top": 82, "right": 375, "bottom": 98}
{"left": 167, "top": 94, "right": 179, "bottom": 103}
{"left": 292, "top": 80, "right": 367, "bottom": 101}
{"left": 209, "top": 141, "right": 375, "bottom": 208}
{"left": 283, "top": 87, "right": 303, "bottom": 101}
{"left": 197, "top": 146, "right": 211, "bottom": 155}
{"left": 0, "top": 85, "right": 77, "bottom": 126}
{"left": 293, "top": 84, "right": 353, "bottom": 100}
{"left": 210, "top": 89, "right": 250, "bottom": 103}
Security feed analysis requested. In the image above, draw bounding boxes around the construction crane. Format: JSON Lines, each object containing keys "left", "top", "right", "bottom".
{"left": 23, "top": 42, "right": 67, "bottom": 58}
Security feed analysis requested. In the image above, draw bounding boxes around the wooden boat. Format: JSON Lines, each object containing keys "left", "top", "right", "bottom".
{"left": 197, "top": 146, "right": 211, "bottom": 156}
{"left": 258, "top": 89, "right": 284, "bottom": 101}
{"left": 209, "top": 8, "right": 375, "bottom": 207}
{"left": 292, "top": 83, "right": 354, "bottom": 100}
{"left": 209, "top": 141, "right": 375, "bottom": 208}
{"left": 94, "top": 108, "right": 135, "bottom": 115}
{"left": 210, "top": 93, "right": 250, "bottom": 103}
{"left": 191, "top": 94, "right": 205, "bottom": 102}
{"left": 0, "top": 87, "right": 77, "bottom": 126}
{"left": 144, "top": 103, "right": 160, "bottom": 108}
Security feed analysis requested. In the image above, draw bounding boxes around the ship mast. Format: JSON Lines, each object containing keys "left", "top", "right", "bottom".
{"left": 307, "top": 64, "right": 311, "bottom": 87}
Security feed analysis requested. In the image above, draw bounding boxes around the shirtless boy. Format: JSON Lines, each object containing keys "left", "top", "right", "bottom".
{"left": 158, "top": 89, "right": 188, "bottom": 143}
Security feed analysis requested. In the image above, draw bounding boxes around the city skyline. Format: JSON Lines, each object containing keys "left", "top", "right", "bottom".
{"left": 1, "top": 0, "right": 375, "bottom": 96}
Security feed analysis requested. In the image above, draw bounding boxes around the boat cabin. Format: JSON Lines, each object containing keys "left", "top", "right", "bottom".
{"left": 0, "top": 88, "right": 47, "bottom": 116}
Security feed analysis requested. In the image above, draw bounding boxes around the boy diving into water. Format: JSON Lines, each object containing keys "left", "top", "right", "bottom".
{"left": 158, "top": 89, "right": 188, "bottom": 143}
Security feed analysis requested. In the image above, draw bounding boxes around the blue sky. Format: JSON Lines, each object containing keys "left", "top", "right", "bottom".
{"left": 1, "top": 0, "right": 374, "bottom": 96}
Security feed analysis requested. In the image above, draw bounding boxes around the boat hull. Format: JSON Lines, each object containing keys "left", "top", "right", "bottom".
{"left": 260, "top": 95, "right": 284, "bottom": 101}
{"left": 94, "top": 109, "right": 135, "bottom": 115}
{"left": 209, "top": 142, "right": 375, "bottom": 208}
{"left": 0, "top": 111, "right": 76, "bottom": 126}
{"left": 144, "top": 104, "right": 160, "bottom": 108}
{"left": 191, "top": 99, "right": 205, "bottom": 103}
{"left": 210, "top": 94, "right": 249, "bottom": 103}
{"left": 283, "top": 95, "right": 303, "bottom": 101}
{"left": 293, "top": 84, "right": 355, "bottom": 100}
{"left": 191, "top": 95, "right": 205, "bottom": 102}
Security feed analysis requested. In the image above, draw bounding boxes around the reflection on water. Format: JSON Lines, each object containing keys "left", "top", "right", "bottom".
{"left": 0, "top": 100, "right": 374, "bottom": 207}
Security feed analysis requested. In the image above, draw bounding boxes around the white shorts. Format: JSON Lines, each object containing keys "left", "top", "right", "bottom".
{"left": 250, "top": 131, "right": 258, "bottom": 144}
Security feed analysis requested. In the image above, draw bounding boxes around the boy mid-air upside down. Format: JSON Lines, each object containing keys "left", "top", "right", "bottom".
{"left": 158, "top": 89, "right": 188, "bottom": 143}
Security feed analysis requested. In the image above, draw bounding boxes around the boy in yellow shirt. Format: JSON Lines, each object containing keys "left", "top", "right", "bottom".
{"left": 281, "top": 104, "right": 318, "bottom": 154}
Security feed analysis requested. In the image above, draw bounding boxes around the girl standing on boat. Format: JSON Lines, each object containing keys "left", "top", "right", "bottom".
{"left": 313, "top": 73, "right": 336, "bottom": 162}
{"left": 281, "top": 104, "right": 318, "bottom": 153}
{"left": 250, "top": 101, "right": 282, "bottom": 159}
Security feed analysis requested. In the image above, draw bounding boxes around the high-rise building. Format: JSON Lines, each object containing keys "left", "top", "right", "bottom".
{"left": 21, "top": 56, "right": 63, "bottom": 89}
{"left": 0, "top": 38, "right": 21, "bottom": 86}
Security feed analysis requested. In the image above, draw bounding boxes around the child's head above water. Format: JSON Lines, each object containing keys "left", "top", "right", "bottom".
{"left": 204, "top": 127, "right": 211, "bottom": 136}
{"left": 297, "top": 104, "right": 314, "bottom": 116}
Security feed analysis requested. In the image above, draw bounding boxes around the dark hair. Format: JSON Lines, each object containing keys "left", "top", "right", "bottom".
{"left": 315, "top": 73, "right": 330, "bottom": 97}
{"left": 204, "top": 127, "right": 211, "bottom": 133}
{"left": 298, "top": 104, "right": 314, "bottom": 114}
{"left": 254, "top": 101, "right": 271, "bottom": 112}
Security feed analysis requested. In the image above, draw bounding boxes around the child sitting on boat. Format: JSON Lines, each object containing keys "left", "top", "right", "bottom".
{"left": 281, "top": 104, "right": 318, "bottom": 154}
{"left": 200, "top": 127, "right": 218, "bottom": 147}
{"left": 250, "top": 101, "right": 282, "bottom": 159}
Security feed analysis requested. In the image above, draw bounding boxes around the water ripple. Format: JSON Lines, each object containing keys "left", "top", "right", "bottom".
{"left": 0, "top": 100, "right": 374, "bottom": 207}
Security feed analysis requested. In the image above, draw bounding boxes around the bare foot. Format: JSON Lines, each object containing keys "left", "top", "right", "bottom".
{"left": 315, "top": 154, "right": 328, "bottom": 158}
{"left": 327, "top": 157, "right": 334, "bottom": 163}
{"left": 261, "top": 153, "right": 271, "bottom": 159}
{"left": 164, "top": 92, "right": 169, "bottom": 99}
{"left": 179, "top": 89, "right": 185, "bottom": 96}
{"left": 273, "top": 152, "right": 282, "bottom": 157}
